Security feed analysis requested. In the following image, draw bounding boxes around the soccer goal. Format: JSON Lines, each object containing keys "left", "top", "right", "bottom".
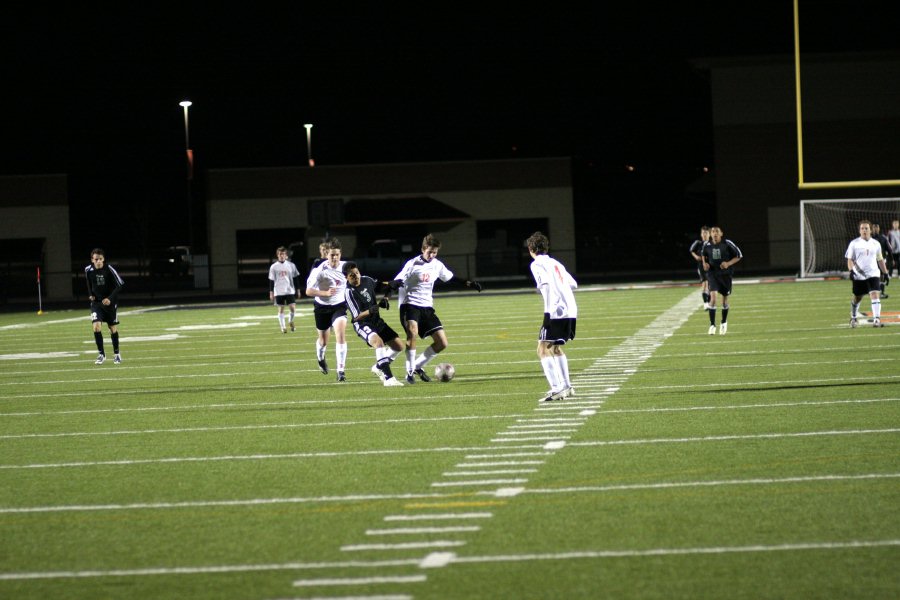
{"left": 800, "top": 197, "right": 900, "bottom": 277}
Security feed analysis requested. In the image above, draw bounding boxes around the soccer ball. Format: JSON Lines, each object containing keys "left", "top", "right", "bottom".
{"left": 434, "top": 362, "right": 455, "bottom": 382}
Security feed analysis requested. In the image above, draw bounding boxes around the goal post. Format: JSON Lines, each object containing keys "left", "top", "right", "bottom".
{"left": 800, "top": 197, "right": 900, "bottom": 277}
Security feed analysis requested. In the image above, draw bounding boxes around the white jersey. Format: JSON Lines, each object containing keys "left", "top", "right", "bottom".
{"left": 268, "top": 260, "right": 300, "bottom": 296}
{"left": 845, "top": 237, "right": 884, "bottom": 279}
{"left": 395, "top": 255, "right": 454, "bottom": 308}
{"left": 306, "top": 260, "right": 347, "bottom": 306}
{"left": 530, "top": 254, "right": 578, "bottom": 319}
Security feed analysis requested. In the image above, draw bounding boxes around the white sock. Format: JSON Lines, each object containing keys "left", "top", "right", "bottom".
{"left": 541, "top": 356, "right": 563, "bottom": 392}
{"left": 414, "top": 347, "right": 438, "bottom": 370}
{"left": 554, "top": 353, "right": 570, "bottom": 388}
{"left": 336, "top": 343, "right": 347, "bottom": 372}
{"left": 406, "top": 348, "right": 416, "bottom": 374}
{"left": 278, "top": 313, "right": 285, "bottom": 330}
{"left": 316, "top": 340, "right": 326, "bottom": 361}
{"left": 387, "top": 347, "right": 401, "bottom": 362}
{"left": 872, "top": 299, "right": 881, "bottom": 319}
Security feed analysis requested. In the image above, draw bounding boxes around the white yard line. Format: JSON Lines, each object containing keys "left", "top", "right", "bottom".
{"left": 567, "top": 428, "right": 900, "bottom": 448}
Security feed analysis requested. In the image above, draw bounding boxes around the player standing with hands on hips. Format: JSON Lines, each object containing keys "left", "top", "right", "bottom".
{"left": 701, "top": 226, "right": 743, "bottom": 335}
{"left": 84, "top": 248, "right": 125, "bottom": 364}
{"left": 846, "top": 219, "right": 889, "bottom": 328}
{"left": 527, "top": 231, "right": 577, "bottom": 402}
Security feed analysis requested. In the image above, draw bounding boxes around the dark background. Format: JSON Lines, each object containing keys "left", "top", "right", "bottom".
{"left": 2, "top": 3, "right": 896, "bottom": 261}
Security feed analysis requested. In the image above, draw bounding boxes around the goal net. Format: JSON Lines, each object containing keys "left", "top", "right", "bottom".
{"left": 800, "top": 198, "right": 900, "bottom": 277}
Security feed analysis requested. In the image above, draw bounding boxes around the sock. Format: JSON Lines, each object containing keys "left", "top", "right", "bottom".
{"left": 316, "top": 340, "right": 326, "bottom": 361}
{"left": 708, "top": 308, "right": 716, "bottom": 326}
{"left": 111, "top": 332, "right": 119, "bottom": 354}
{"left": 289, "top": 309, "right": 295, "bottom": 324}
{"left": 554, "top": 353, "right": 570, "bottom": 387}
{"left": 386, "top": 347, "right": 401, "bottom": 362}
{"left": 851, "top": 301, "right": 859, "bottom": 318}
{"left": 414, "top": 347, "right": 438, "bottom": 370}
{"left": 376, "top": 352, "right": 394, "bottom": 379}
{"left": 94, "top": 331, "right": 105, "bottom": 355}
{"left": 278, "top": 313, "right": 285, "bottom": 330}
{"left": 406, "top": 348, "right": 416, "bottom": 374}
{"left": 722, "top": 306, "right": 729, "bottom": 323}
{"left": 702, "top": 291, "right": 710, "bottom": 304}
{"left": 872, "top": 299, "right": 881, "bottom": 319}
{"left": 540, "top": 356, "right": 563, "bottom": 392}
{"left": 336, "top": 343, "right": 347, "bottom": 372}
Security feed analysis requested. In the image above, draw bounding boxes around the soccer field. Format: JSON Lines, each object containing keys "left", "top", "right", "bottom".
{"left": 1, "top": 279, "right": 898, "bottom": 599}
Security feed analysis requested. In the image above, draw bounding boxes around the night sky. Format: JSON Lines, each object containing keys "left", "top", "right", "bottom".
{"left": 2, "top": 3, "right": 894, "bottom": 253}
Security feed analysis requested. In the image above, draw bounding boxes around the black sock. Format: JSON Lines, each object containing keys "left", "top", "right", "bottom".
{"left": 94, "top": 331, "right": 105, "bottom": 355}
{"left": 111, "top": 332, "right": 119, "bottom": 354}
{"left": 377, "top": 357, "right": 394, "bottom": 379}
{"left": 708, "top": 308, "right": 716, "bottom": 325}
{"left": 722, "top": 307, "right": 729, "bottom": 323}
{"left": 702, "top": 292, "right": 710, "bottom": 303}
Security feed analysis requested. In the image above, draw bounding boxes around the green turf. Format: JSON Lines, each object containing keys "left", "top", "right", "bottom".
{"left": 0, "top": 280, "right": 898, "bottom": 599}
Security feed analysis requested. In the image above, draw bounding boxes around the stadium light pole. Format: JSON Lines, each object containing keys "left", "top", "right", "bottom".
{"left": 304, "top": 123, "right": 314, "bottom": 167}
{"left": 180, "top": 100, "right": 194, "bottom": 251}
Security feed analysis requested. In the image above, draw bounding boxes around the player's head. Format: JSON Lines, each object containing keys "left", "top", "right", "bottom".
{"left": 526, "top": 231, "right": 549, "bottom": 256}
{"left": 859, "top": 220, "right": 871, "bottom": 238}
{"left": 893, "top": 219, "right": 899, "bottom": 228}
{"left": 319, "top": 241, "right": 330, "bottom": 259}
{"left": 700, "top": 225, "right": 710, "bottom": 240}
{"left": 421, "top": 234, "right": 441, "bottom": 261}
{"left": 325, "top": 238, "right": 342, "bottom": 266}
{"left": 90, "top": 248, "right": 105, "bottom": 268}
{"left": 710, "top": 226, "right": 723, "bottom": 243}
{"left": 872, "top": 223, "right": 881, "bottom": 234}
{"left": 342, "top": 261, "right": 360, "bottom": 286}
{"left": 275, "top": 246, "right": 288, "bottom": 262}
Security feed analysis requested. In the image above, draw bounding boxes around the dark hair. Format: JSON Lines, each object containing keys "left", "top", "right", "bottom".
{"left": 90, "top": 248, "right": 105, "bottom": 258}
{"left": 526, "top": 232, "right": 549, "bottom": 255}
{"left": 700, "top": 225, "right": 710, "bottom": 232}
{"left": 342, "top": 261, "right": 358, "bottom": 275}
{"left": 326, "top": 238, "right": 342, "bottom": 250}
{"left": 422, "top": 234, "right": 441, "bottom": 250}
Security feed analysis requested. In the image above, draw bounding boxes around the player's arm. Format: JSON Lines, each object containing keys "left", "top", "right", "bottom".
{"left": 105, "top": 266, "right": 125, "bottom": 303}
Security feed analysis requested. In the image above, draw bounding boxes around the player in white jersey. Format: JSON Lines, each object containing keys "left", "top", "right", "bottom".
{"left": 527, "top": 231, "right": 578, "bottom": 402}
{"left": 305, "top": 238, "right": 350, "bottom": 380}
{"left": 268, "top": 246, "right": 301, "bottom": 333}
{"left": 845, "top": 220, "right": 889, "bottom": 328}
{"left": 390, "top": 234, "right": 483, "bottom": 384}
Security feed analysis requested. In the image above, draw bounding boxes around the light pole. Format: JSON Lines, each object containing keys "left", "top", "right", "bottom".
{"left": 180, "top": 100, "right": 194, "bottom": 251}
{"left": 304, "top": 123, "right": 314, "bottom": 167}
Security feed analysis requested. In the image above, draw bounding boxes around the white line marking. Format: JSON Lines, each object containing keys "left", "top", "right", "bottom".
{"left": 517, "top": 473, "right": 900, "bottom": 495}
{"left": 384, "top": 513, "right": 492, "bottom": 522}
{"left": 567, "top": 428, "right": 900, "bottom": 448}
{"left": 493, "top": 487, "right": 525, "bottom": 497}
{"left": 455, "top": 461, "right": 545, "bottom": 467}
{"left": 365, "top": 526, "right": 480, "bottom": 535}
{"left": 431, "top": 479, "right": 528, "bottom": 487}
{"left": 596, "top": 397, "right": 900, "bottom": 415}
{"left": 419, "top": 552, "right": 456, "bottom": 569}
{"left": 0, "top": 352, "right": 79, "bottom": 360}
{"left": 490, "top": 436, "right": 570, "bottom": 443}
{"left": 442, "top": 469, "right": 538, "bottom": 476}
{"left": 464, "top": 452, "right": 552, "bottom": 459}
{"left": 341, "top": 542, "right": 465, "bottom": 551}
{"left": 544, "top": 441, "right": 567, "bottom": 450}
{"left": 292, "top": 575, "right": 426, "bottom": 587}
{"left": 494, "top": 430, "right": 579, "bottom": 436}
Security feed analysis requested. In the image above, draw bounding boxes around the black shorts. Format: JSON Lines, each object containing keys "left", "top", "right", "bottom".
{"left": 90, "top": 302, "right": 119, "bottom": 326}
{"left": 313, "top": 302, "right": 348, "bottom": 331}
{"left": 707, "top": 270, "right": 733, "bottom": 296}
{"left": 353, "top": 319, "right": 400, "bottom": 347}
{"left": 273, "top": 294, "right": 296, "bottom": 306}
{"left": 539, "top": 314, "right": 576, "bottom": 344}
{"left": 852, "top": 276, "right": 881, "bottom": 297}
{"left": 400, "top": 304, "right": 443, "bottom": 339}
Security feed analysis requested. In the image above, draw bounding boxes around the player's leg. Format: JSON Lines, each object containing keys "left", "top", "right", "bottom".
{"left": 537, "top": 341, "right": 565, "bottom": 401}
{"left": 869, "top": 281, "right": 883, "bottom": 327}
{"left": 413, "top": 329, "right": 446, "bottom": 380}
{"left": 109, "top": 322, "right": 121, "bottom": 362}
{"left": 277, "top": 302, "right": 286, "bottom": 333}
{"left": 706, "top": 276, "right": 719, "bottom": 334}
{"left": 332, "top": 315, "right": 348, "bottom": 380}
{"left": 91, "top": 313, "right": 106, "bottom": 363}
{"left": 288, "top": 301, "right": 296, "bottom": 332}
{"left": 402, "top": 311, "right": 420, "bottom": 382}
{"left": 316, "top": 328, "right": 330, "bottom": 374}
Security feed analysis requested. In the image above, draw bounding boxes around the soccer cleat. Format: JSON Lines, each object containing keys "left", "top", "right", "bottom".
{"left": 563, "top": 385, "right": 576, "bottom": 398}
{"left": 850, "top": 317, "right": 858, "bottom": 328}
{"left": 405, "top": 373, "right": 416, "bottom": 385}
{"left": 540, "top": 389, "right": 566, "bottom": 403}
{"left": 94, "top": 353, "right": 106, "bottom": 365}
{"left": 383, "top": 377, "right": 404, "bottom": 387}
{"left": 289, "top": 322, "right": 295, "bottom": 332}
{"left": 414, "top": 368, "right": 431, "bottom": 382}
{"left": 719, "top": 322, "right": 728, "bottom": 335}
{"left": 113, "top": 354, "right": 122, "bottom": 364}
{"left": 336, "top": 371, "right": 346, "bottom": 382}
{"left": 708, "top": 325, "right": 716, "bottom": 335}
{"left": 318, "top": 358, "right": 329, "bottom": 375}
{"left": 281, "top": 328, "right": 287, "bottom": 334}
{"left": 873, "top": 319, "right": 884, "bottom": 328}
{"left": 371, "top": 364, "right": 386, "bottom": 381}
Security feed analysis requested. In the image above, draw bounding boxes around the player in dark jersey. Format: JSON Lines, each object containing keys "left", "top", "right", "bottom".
{"left": 84, "top": 248, "right": 125, "bottom": 364}
{"left": 701, "top": 226, "right": 743, "bottom": 335}
{"left": 343, "top": 262, "right": 405, "bottom": 386}
{"left": 689, "top": 226, "right": 711, "bottom": 308}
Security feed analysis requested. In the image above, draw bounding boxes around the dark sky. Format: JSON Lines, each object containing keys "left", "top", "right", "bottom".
{"left": 2, "top": 3, "right": 895, "bottom": 250}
